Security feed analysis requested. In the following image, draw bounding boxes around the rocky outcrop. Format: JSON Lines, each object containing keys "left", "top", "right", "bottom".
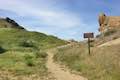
{"left": 99, "top": 13, "right": 120, "bottom": 33}
{"left": 0, "top": 17, "right": 25, "bottom": 30}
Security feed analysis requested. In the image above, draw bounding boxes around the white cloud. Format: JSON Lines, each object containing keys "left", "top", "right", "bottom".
{"left": 0, "top": 0, "right": 85, "bottom": 29}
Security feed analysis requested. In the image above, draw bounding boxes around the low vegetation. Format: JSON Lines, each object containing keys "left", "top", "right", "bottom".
{"left": 95, "top": 29, "right": 120, "bottom": 45}
{"left": 104, "top": 29, "right": 117, "bottom": 37}
{"left": 54, "top": 43, "right": 120, "bottom": 80}
{"left": 0, "top": 49, "right": 47, "bottom": 74}
{"left": 0, "top": 28, "right": 66, "bottom": 49}
{"left": 0, "top": 28, "right": 66, "bottom": 79}
{"left": 0, "top": 46, "right": 6, "bottom": 53}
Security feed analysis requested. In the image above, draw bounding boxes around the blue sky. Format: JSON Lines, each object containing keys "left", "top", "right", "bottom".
{"left": 0, "top": 0, "right": 119, "bottom": 40}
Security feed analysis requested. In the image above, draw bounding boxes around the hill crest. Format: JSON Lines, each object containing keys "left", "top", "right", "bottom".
{"left": 0, "top": 17, "right": 25, "bottom": 30}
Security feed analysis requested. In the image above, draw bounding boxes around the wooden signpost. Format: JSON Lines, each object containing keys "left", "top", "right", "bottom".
{"left": 84, "top": 32, "right": 94, "bottom": 55}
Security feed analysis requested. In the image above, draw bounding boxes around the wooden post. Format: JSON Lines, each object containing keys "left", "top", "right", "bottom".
{"left": 84, "top": 32, "right": 94, "bottom": 55}
{"left": 88, "top": 38, "right": 91, "bottom": 55}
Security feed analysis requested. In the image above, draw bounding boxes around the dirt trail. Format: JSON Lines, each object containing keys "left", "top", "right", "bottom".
{"left": 46, "top": 49, "right": 87, "bottom": 80}
{"left": 98, "top": 38, "right": 120, "bottom": 47}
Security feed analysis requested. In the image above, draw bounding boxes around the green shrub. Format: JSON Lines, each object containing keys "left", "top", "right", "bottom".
{"left": 35, "top": 51, "right": 47, "bottom": 58}
{"left": 24, "top": 54, "right": 35, "bottom": 67}
{"left": 0, "top": 46, "right": 6, "bottom": 53}
{"left": 20, "top": 40, "right": 35, "bottom": 48}
{"left": 26, "top": 59, "right": 35, "bottom": 67}
{"left": 24, "top": 54, "right": 33, "bottom": 60}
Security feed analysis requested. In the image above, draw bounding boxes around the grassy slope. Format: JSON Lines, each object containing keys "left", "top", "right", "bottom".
{"left": 0, "top": 28, "right": 66, "bottom": 49}
{"left": 95, "top": 29, "right": 120, "bottom": 46}
{"left": 54, "top": 43, "right": 120, "bottom": 80}
{"left": 0, "top": 28, "right": 66, "bottom": 80}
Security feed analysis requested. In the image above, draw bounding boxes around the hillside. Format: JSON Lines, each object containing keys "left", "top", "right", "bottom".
{"left": 0, "top": 17, "right": 66, "bottom": 49}
{"left": 98, "top": 38, "right": 120, "bottom": 47}
{"left": 53, "top": 26, "right": 120, "bottom": 80}
{"left": 0, "top": 28, "right": 66, "bottom": 49}
{"left": 0, "top": 17, "right": 66, "bottom": 80}
{"left": 0, "top": 17, "right": 25, "bottom": 30}
{"left": 95, "top": 28, "right": 120, "bottom": 46}
{"left": 54, "top": 42, "right": 120, "bottom": 80}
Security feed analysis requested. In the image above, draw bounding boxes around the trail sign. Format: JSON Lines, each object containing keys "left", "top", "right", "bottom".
{"left": 84, "top": 33, "right": 94, "bottom": 38}
{"left": 84, "top": 32, "right": 94, "bottom": 55}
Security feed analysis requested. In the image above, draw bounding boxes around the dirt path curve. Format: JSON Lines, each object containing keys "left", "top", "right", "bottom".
{"left": 46, "top": 48, "right": 87, "bottom": 80}
{"left": 98, "top": 38, "right": 120, "bottom": 47}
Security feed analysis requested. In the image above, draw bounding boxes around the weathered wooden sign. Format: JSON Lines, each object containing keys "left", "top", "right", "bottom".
{"left": 83, "top": 32, "right": 94, "bottom": 55}
{"left": 84, "top": 33, "right": 94, "bottom": 38}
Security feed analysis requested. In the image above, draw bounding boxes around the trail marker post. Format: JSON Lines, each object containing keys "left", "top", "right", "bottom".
{"left": 84, "top": 33, "right": 94, "bottom": 55}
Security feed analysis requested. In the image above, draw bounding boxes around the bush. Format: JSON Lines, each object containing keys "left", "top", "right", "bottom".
{"left": 26, "top": 59, "right": 35, "bottom": 67}
{"left": 0, "top": 46, "right": 6, "bottom": 53}
{"left": 24, "top": 54, "right": 33, "bottom": 60}
{"left": 104, "top": 29, "right": 117, "bottom": 36}
{"left": 20, "top": 40, "right": 36, "bottom": 48}
{"left": 24, "top": 54, "right": 35, "bottom": 67}
{"left": 35, "top": 51, "right": 47, "bottom": 58}
{"left": 112, "top": 36, "right": 118, "bottom": 40}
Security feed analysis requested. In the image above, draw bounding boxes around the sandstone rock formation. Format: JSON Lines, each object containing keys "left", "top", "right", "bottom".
{"left": 99, "top": 13, "right": 120, "bottom": 32}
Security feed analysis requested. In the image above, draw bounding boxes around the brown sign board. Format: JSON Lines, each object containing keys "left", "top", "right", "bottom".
{"left": 84, "top": 33, "right": 94, "bottom": 38}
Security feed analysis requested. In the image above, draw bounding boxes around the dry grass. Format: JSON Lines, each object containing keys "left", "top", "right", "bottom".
{"left": 95, "top": 29, "right": 120, "bottom": 46}
{"left": 54, "top": 43, "right": 120, "bottom": 80}
{"left": 0, "top": 70, "right": 55, "bottom": 80}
